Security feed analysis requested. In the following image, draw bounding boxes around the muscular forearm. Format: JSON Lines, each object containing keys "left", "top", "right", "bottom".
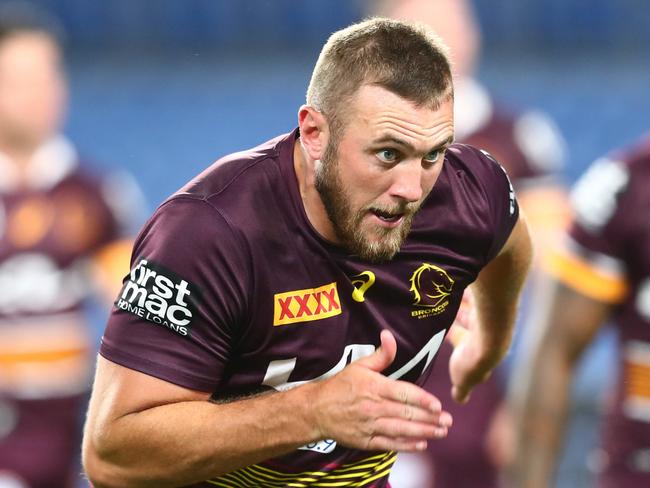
{"left": 448, "top": 218, "right": 532, "bottom": 404}
{"left": 472, "top": 277, "right": 521, "bottom": 363}
{"left": 474, "top": 219, "right": 532, "bottom": 363}
{"left": 84, "top": 383, "right": 320, "bottom": 488}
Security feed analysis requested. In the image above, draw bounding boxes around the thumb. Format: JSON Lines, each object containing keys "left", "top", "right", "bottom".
{"left": 355, "top": 329, "right": 397, "bottom": 373}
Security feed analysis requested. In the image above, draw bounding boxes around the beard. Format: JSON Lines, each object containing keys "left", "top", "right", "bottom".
{"left": 314, "top": 137, "right": 421, "bottom": 263}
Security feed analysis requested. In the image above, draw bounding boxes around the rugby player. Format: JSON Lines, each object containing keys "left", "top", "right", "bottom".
{"left": 0, "top": 3, "right": 143, "bottom": 487}
{"left": 83, "top": 18, "right": 532, "bottom": 487}
{"left": 510, "top": 134, "right": 650, "bottom": 488}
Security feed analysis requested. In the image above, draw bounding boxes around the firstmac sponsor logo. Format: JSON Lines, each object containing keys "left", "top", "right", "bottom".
{"left": 115, "top": 259, "right": 199, "bottom": 336}
{"left": 273, "top": 282, "right": 341, "bottom": 326}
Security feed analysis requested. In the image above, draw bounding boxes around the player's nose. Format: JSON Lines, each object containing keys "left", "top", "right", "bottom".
{"left": 388, "top": 160, "right": 425, "bottom": 203}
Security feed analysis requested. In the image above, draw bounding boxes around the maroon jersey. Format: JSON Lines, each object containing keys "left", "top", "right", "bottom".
{"left": 0, "top": 136, "right": 142, "bottom": 487}
{"left": 0, "top": 137, "right": 140, "bottom": 398}
{"left": 548, "top": 134, "right": 650, "bottom": 487}
{"left": 101, "top": 129, "right": 518, "bottom": 487}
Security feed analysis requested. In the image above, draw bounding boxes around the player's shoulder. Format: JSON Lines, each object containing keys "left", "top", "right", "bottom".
{"left": 445, "top": 142, "right": 495, "bottom": 166}
{"left": 444, "top": 142, "right": 510, "bottom": 186}
{"left": 574, "top": 133, "right": 650, "bottom": 200}
{"left": 446, "top": 142, "right": 517, "bottom": 215}
{"left": 605, "top": 134, "right": 650, "bottom": 212}
{"left": 570, "top": 134, "right": 650, "bottom": 236}
{"left": 618, "top": 133, "right": 650, "bottom": 174}
{"left": 173, "top": 131, "right": 295, "bottom": 202}
{"left": 144, "top": 131, "right": 297, "bottom": 243}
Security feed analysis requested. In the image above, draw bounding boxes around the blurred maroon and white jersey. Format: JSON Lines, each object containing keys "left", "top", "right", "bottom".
{"left": 0, "top": 136, "right": 142, "bottom": 399}
{"left": 547, "top": 134, "right": 650, "bottom": 487}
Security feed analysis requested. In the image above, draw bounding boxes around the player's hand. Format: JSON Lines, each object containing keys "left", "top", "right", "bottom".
{"left": 311, "top": 330, "right": 452, "bottom": 452}
{"left": 446, "top": 288, "right": 473, "bottom": 349}
{"left": 448, "top": 289, "right": 499, "bottom": 403}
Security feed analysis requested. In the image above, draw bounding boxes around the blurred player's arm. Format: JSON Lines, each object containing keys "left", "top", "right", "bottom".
{"left": 508, "top": 277, "right": 613, "bottom": 488}
{"left": 83, "top": 331, "right": 451, "bottom": 488}
{"left": 449, "top": 214, "right": 532, "bottom": 404}
{"left": 92, "top": 238, "right": 134, "bottom": 302}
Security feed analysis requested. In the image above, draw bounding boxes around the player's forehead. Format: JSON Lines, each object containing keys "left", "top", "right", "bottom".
{"left": 0, "top": 32, "right": 60, "bottom": 73}
{"left": 344, "top": 84, "right": 454, "bottom": 150}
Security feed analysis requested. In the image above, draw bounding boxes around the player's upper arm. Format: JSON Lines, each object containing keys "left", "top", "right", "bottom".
{"left": 496, "top": 210, "right": 531, "bottom": 261}
{"left": 474, "top": 211, "right": 532, "bottom": 304}
{"left": 532, "top": 277, "right": 613, "bottom": 364}
{"left": 83, "top": 356, "right": 211, "bottom": 460}
{"left": 92, "top": 355, "right": 211, "bottom": 422}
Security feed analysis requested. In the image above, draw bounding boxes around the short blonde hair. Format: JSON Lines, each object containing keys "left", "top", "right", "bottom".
{"left": 307, "top": 17, "right": 453, "bottom": 132}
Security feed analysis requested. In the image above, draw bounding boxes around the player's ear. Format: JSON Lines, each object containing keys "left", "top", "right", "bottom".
{"left": 298, "top": 105, "right": 329, "bottom": 161}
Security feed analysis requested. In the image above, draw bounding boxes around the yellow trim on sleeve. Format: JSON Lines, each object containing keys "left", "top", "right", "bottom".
{"left": 544, "top": 249, "right": 628, "bottom": 304}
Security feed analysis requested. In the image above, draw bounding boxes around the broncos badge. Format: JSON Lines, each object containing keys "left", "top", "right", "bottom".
{"left": 409, "top": 263, "right": 454, "bottom": 310}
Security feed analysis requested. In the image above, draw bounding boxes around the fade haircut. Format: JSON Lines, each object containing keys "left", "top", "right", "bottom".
{"left": 306, "top": 17, "right": 453, "bottom": 135}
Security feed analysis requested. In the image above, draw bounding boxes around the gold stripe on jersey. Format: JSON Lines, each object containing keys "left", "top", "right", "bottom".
{"left": 623, "top": 362, "right": 650, "bottom": 421}
{"left": 544, "top": 248, "right": 628, "bottom": 303}
{"left": 207, "top": 451, "right": 396, "bottom": 487}
{"left": 626, "top": 362, "right": 650, "bottom": 398}
{"left": 0, "top": 313, "right": 92, "bottom": 396}
{"left": 625, "top": 342, "right": 650, "bottom": 401}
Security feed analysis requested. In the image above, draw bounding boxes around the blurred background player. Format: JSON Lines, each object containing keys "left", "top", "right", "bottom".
{"left": 511, "top": 133, "right": 650, "bottom": 488}
{"left": 0, "top": 2, "right": 144, "bottom": 487}
{"left": 371, "top": 1, "right": 569, "bottom": 487}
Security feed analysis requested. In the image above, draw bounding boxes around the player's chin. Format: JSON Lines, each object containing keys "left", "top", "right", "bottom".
{"left": 357, "top": 228, "right": 404, "bottom": 260}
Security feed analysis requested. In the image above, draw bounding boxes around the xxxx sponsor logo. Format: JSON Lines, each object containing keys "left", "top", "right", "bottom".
{"left": 273, "top": 282, "right": 341, "bottom": 326}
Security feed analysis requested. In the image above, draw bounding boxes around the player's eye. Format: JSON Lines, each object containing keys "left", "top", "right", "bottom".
{"left": 423, "top": 149, "right": 442, "bottom": 164}
{"left": 376, "top": 148, "right": 399, "bottom": 164}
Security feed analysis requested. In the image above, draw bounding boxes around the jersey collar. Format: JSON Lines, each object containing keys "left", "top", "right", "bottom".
{"left": 0, "top": 136, "right": 78, "bottom": 192}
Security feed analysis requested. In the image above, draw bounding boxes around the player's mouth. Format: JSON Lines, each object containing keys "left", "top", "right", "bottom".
{"left": 369, "top": 209, "right": 405, "bottom": 228}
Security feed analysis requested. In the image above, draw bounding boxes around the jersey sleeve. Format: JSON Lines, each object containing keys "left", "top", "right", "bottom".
{"left": 468, "top": 146, "right": 520, "bottom": 263}
{"left": 545, "top": 156, "right": 630, "bottom": 303}
{"left": 99, "top": 197, "right": 250, "bottom": 392}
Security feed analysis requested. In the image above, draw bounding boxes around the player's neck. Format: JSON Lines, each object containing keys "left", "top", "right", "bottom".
{"left": 293, "top": 139, "right": 340, "bottom": 244}
{"left": 0, "top": 136, "right": 41, "bottom": 185}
